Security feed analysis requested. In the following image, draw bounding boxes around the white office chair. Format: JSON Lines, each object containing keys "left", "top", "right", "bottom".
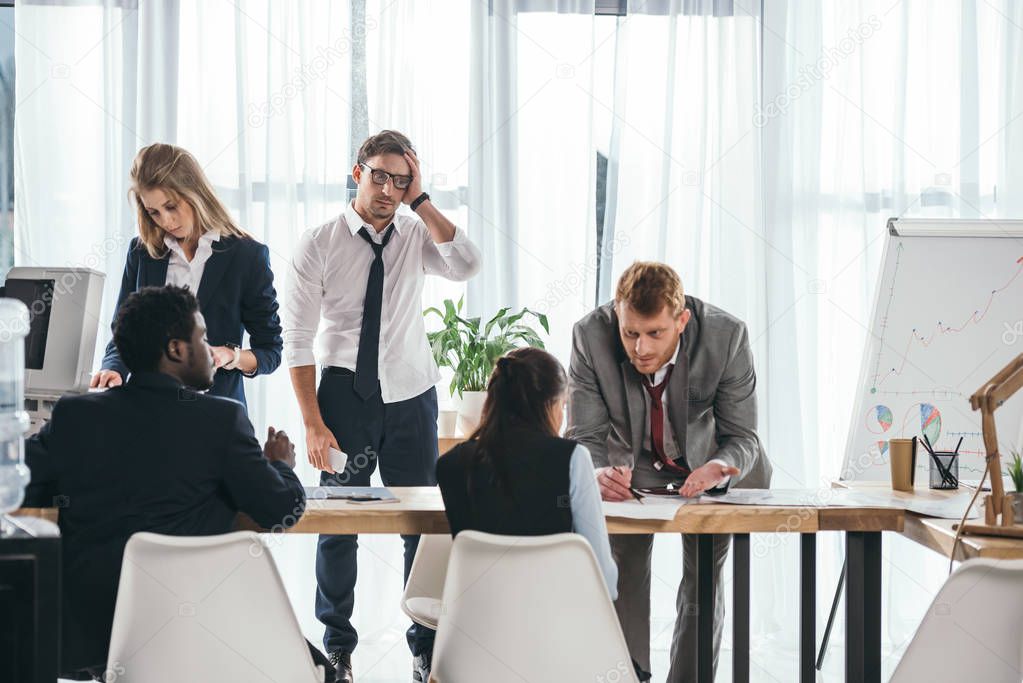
{"left": 106, "top": 531, "right": 325, "bottom": 683}
{"left": 401, "top": 533, "right": 453, "bottom": 629}
{"left": 430, "top": 530, "right": 637, "bottom": 683}
{"left": 889, "top": 558, "right": 1023, "bottom": 682}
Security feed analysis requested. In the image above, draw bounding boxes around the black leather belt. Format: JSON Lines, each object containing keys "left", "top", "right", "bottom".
{"left": 323, "top": 366, "right": 355, "bottom": 376}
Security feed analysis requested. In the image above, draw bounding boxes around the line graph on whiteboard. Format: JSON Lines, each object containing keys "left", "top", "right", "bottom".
{"left": 843, "top": 235, "right": 1023, "bottom": 481}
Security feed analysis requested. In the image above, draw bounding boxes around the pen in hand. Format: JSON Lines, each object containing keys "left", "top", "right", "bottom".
{"left": 613, "top": 465, "right": 645, "bottom": 504}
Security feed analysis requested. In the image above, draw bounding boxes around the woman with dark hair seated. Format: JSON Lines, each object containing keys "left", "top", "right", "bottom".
{"left": 436, "top": 346, "right": 618, "bottom": 598}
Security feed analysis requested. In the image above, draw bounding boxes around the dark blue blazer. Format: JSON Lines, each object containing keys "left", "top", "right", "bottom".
{"left": 101, "top": 234, "right": 283, "bottom": 408}
{"left": 23, "top": 371, "right": 306, "bottom": 673}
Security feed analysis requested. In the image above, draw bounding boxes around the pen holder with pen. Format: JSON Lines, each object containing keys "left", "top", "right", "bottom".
{"left": 928, "top": 451, "right": 959, "bottom": 490}
{"left": 919, "top": 434, "right": 959, "bottom": 490}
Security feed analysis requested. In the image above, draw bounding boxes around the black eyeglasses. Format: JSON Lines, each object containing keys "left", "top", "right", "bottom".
{"left": 360, "top": 163, "right": 412, "bottom": 190}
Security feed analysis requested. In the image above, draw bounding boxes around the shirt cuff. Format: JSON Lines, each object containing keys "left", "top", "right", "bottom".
{"left": 433, "top": 225, "right": 467, "bottom": 253}
{"left": 284, "top": 347, "right": 317, "bottom": 368}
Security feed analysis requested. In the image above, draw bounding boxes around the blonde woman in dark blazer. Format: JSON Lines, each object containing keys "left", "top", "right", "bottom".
{"left": 91, "top": 144, "right": 282, "bottom": 409}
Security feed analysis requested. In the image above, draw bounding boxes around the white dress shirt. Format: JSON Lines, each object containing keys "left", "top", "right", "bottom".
{"left": 284, "top": 202, "right": 482, "bottom": 403}
{"left": 164, "top": 231, "right": 220, "bottom": 292}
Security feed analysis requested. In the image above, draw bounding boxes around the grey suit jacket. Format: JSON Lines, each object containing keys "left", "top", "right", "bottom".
{"left": 565, "top": 296, "right": 771, "bottom": 489}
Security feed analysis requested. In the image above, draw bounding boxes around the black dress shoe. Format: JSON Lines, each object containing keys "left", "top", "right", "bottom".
{"left": 329, "top": 651, "right": 354, "bottom": 683}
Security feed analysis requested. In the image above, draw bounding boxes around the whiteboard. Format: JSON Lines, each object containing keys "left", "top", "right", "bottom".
{"left": 841, "top": 218, "right": 1023, "bottom": 482}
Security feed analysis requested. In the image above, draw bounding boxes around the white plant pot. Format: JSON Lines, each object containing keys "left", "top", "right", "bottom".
{"left": 454, "top": 391, "right": 487, "bottom": 436}
{"left": 437, "top": 409, "right": 458, "bottom": 438}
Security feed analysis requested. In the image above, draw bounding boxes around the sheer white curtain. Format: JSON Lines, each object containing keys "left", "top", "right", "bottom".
{"left": 468, "top": 0, "right": 599, "bottom": 361}
{"left": 14, "top": 0, "right": 142, "bottom": 350}
{"left": 763, "top": 1, "right": 1023, "bottom": 679}
{"left": 367, "top": 0, "right": 473, "bottom": 404}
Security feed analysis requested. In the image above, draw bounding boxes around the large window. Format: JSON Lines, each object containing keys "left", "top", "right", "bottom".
{"left": 0, "top": 4, "right": 12, "bottom": 278}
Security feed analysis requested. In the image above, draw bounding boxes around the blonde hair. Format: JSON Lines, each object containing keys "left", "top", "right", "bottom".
{"left": 615, "top": 261, "right": 686, "bottom": 317}
{"left": 129, "top": 143, "right": 251, "bottom": 258}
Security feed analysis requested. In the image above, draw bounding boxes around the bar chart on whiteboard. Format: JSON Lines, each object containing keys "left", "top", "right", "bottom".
{"left": 842, "top": 223, "right": 1023, "bottom": 482}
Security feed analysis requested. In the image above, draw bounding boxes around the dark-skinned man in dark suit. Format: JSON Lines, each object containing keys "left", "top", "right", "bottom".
{"left": 24, "top": 286, "right": 329, "bottom": 681}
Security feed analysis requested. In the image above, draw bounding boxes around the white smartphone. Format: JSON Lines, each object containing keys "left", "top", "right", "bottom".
{"left": 328, "top": 447, "right": 348, "bottom": 473}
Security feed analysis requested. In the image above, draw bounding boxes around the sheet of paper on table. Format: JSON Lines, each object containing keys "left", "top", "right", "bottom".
{"left": 304, "top": 486, "right": 399, "bottom": 504}
{"left": 602, "top": 497, "right": 700, "bottom": 521}
{"left": 869, "top": 491, "right": 980, "bottom": 519}
{"left": 711, "top": 488, "right": 979, "bottom": 519}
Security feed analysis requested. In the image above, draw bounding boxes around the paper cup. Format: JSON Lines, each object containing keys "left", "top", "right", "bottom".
{"left": 889, "top": 438, "right": 915, "bottom": 492}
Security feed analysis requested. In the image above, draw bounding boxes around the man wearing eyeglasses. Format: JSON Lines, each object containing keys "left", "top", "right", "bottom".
{"left": 284, "top": 130, "right": 481, "bottom": 683}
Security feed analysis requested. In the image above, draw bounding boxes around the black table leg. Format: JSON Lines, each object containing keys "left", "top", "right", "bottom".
{"left": 800, "top": 533, "right": 816, "bottom": 683}
{"left": 846, "top": 531, "right": 881, "bottom": 683}
{"left": 36, "top": 536, "right": 61, "bottom": 682}
{"left": 816, "top": 558, "right": 846, "bottom": 671}
{"left": 732, "top": 533, "right": 750, "bottom": 683}
{"left": 697, "top": 534, "right": 715, "bottom": 683}
{"left": 0, "top": 516, "right": 61, "bottom": 683}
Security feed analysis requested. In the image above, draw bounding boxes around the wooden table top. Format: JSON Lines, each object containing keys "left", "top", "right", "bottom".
{"left": 15, "top": 482, "right": 912, "bottom": 535}
{"left": 15, "top": 486, "right": 906, "bottom": 535}
{"left": 834, "top": 480, "right": 1023, "bottom": 561}
{"left": 293, "top": 489, "right": 827, "bottom": 535}
{"left": 294, "top": 487, "right": 904, "bottom": 534}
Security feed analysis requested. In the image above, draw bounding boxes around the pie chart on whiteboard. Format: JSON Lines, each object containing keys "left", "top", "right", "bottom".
{"left": 865, "top": 405, "right": 893, "bottom": 434}
{"left": 919, "top": 403, "right": 942, "bottom": 445}
{"left": 864, "top": 404, "right": 894, "bottom": 457}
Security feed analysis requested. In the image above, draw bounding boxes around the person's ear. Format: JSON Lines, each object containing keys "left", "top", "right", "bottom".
{"left": 677, "top": 308, "right": 691, "bottom": 333}
{"left": 352, "top": 163, "right": 362, "bottom": 183}
{"left": 165, "top": 338, "right": 187, "bottom": 364}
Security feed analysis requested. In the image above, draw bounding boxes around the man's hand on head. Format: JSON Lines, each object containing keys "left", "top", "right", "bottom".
{"left": 679, "top": 461, "right": 740, "bottom": 498}
{"left": 402, "top": 149, "right": 423, "bottom": 203}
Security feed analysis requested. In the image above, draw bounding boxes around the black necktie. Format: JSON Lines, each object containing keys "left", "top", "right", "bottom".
{"left": 354, "top": 225, "right": 395, "bottom": 399}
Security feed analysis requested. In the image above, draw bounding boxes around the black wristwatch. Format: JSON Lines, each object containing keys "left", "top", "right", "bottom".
{"left": 224, "top": 343, "right": 242, "bottom": 370}
{"left": 410, "top": 192, "right": 430, "bottom": 212}
{"left": 223, "top": 342, "right": 255, "bottom": 376}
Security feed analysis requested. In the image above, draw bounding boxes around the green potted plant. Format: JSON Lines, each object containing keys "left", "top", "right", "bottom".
{"left": 1009, "top": 451, "right": 1023, "bottom": 523}
{"left": 425, "top": 297, "right": 549, "bottom": 435}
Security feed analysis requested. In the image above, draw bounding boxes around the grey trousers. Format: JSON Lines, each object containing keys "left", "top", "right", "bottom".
{"left": 610, "top": 533, "right": 730, "bottom": 683}
{"left": 614, "top": 451, "right": 730, "bottom": 681}
{"left": 613, "top": 449, "right": 736, "bottom": 678}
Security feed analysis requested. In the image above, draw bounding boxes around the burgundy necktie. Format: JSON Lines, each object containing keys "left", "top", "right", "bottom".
{"left": 643, "top": 365, "right": 690, "bottom": 476}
